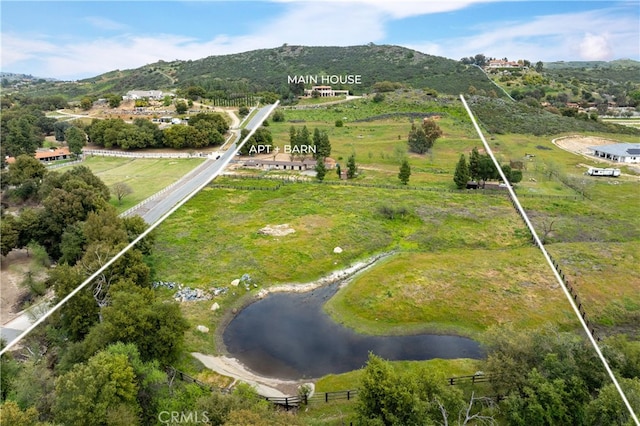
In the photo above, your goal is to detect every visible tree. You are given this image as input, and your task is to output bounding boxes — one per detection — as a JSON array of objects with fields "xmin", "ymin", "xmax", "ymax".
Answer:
[
  {"xmin": 398, "ymin": 159, "xmax": 411, "ymax": 185},
  {"xmin": 346, "ymin": 154, "xmax": 357, "ymax": 179},
  {"xmin": 50, "ymin": 264, "xmax": 99, "ymax": 341},
  {"xmin": 469, "ymin": 147, "xmax": 481, "ymax": 181},
  {"xmin": 315, "ymin": 158, "xmax": 327, "ymax": 182},
  {"xmin": 0, "ymin": 216, "xmax": 19, "ymax": 256},
  {"xmin": 478, "ymin": 155, "xmax": 498, "ymax": 186},
  {"xmin": 407, "ymin": 123, "xmax": 428, "ymax": 154},
  {"xmin": 272, "ymin": 110, "xmax": 285, "ymax": 122},
  {"xmin": 454, "ymin": 154, "xmax": 470, "ymax": 189},
  {"xmin": 501, "ymin": 164, "xmax": 512, "ymax": 182},
  {"xmin": 106, "ymin": 94, "xmax": 121, "ymax": 108},
  {"xmin": 188, "ymin": 112, "xmax": 229, "ymax": 135},
  {"xmin": 422, "ymin": 119, "xmax": 443, "ymax": 150},
  {"xmin": 80, "ymin": 97, "xmax": 93, "ymax": 110},
  {"xmin": 7, "ymin": 154, "xmax": 46, "ymax": 186},
  {"xmin": 0, "ymin": 401, "xmax": 39, "ymax": 426},
  {"xmin": 4, "ymin": 116, "xmax": 43, "ymax": 157},
  {"xmin": 10, "ymin": 358, "xmax": 55, "ymax": 419},
  {"xmin": 474, "ymin": 53, "xmax": 487, "ymax": 66},
  {"xmin": 313, "ymin": 129, "xmax": 331, "ymax": 159},
  {"xmin": 65, "ymin": 126, "xmax": 86, "ymax": 155},
  {"xmin": 357, "ymin": 353, "xmax": 470, "ymax": 425},
  {"xmin": 184, "ymin": 85, "xmax": 206, "ymax": 100},
  {"xmin": 111, "ymin": 182, "xmax": 133, "ymax": 206},
  {"xmin": 586, "ymin": 377, "xmax": 640, "ymax": 426},
  {"xmin": 163, "ymin": 124, "xmax": 208, "ymax": 149},
  {"xmin": 105, "ymin": 343, "xmax": 167, "ymax": 425},
  {"xmin": 502, "ymin": 369, "xmax": 589, "ymax": 426},
  {"xmin": 373, "ymin": 92, "xmax": 385, "ymax": 103},
  {"xmin": 174, "ymin": 100, "xmax": 188, "ymax": 114},
  {"xmin": 53, "ymin": 350, "xmax": 140, "ymax": 426},
  {"xmin": 98, "ymin": 288, "xmax": 188, "ymax": 364},
  {"xmin": 239, "ymin": 127, "xmax": 273, "ymax": 155},
  {"xmin": 510, "ymin": 169, "xmax": 523, "ymax": 184},
  {"xmin": 53, "ymin": 121, "xmax": 72, "ymax": 141},
  {"xmin": 238, "ymin": 105, "xmax": 250, "ymax": 117}
]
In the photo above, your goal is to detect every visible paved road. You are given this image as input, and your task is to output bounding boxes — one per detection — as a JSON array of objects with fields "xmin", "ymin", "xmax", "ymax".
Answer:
[
  {"xmin": 127, "ymin": 102, "xmax": 277, "ymax": 224},
  {"xmin": 0, "ymin": 103, "xmax": 278, "ymax": 347}
]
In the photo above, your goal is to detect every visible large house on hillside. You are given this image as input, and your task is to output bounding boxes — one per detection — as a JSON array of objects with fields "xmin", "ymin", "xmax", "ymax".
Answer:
[
  {"xmin": 303, "ymin": 86, "xmax": 350, "ymax": 98},
  {"xmin": 122, "ymin": 90, "xmax": 169, "ymax": 100},
  {"xmin": 486, "ymin": 59, "xmax": 522, "ymax": 69},
  {"xmin": 589, "ymin": 143, "xmax": 640, "ymax": 163}
]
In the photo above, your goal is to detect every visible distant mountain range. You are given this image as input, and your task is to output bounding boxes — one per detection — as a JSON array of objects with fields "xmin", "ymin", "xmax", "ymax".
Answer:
[{"xmin": 0, "ymin": 72, "xmax": 59, "ymax": 82}]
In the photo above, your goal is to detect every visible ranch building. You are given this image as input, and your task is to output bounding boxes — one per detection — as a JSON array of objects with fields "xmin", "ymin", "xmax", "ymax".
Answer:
[{"xmin": 589, "ymin": 143, "xmax": 640, "ymax": 163}]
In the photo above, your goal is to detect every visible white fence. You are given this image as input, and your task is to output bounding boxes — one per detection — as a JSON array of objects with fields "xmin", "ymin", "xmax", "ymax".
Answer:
[{"xmin": 83, "ymin": 149, "xmax": 208, "ymax": 159}]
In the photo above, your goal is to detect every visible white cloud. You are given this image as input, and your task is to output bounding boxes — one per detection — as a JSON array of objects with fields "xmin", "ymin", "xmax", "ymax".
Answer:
[
  {"xmin": 1, "ymin": 2, "xmax": 637, "ymax": 80},
  {"xmin": 578, "ymin": 33, "xmax": 613, "ymax": 61},
  {"xmin": 272, "ymin": 0, "xmax": 496, "ymax": 19},
  {"xmin": 0, "ymin": 34, "xmax": 57, "ymax": 65},
  {"xmin": 84, "ymin": 16, "xmax": 129, "ymax": 31},
  {"xmin": 409, "ymin": 7, "xmax": 638, "ymax": 62}
]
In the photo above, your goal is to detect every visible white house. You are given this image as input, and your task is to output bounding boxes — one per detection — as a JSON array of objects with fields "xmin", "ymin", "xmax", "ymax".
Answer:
[
  {"xmin": 589, "ymin": 143, "xmax": 640, "ymax": 163},
  {"xmin": 123, "ymin": 90, "xmax": 166, "ymax": 100},
  {"xmin": 303, "ymin": 86, "xmax": 350, "ymax": 98}
]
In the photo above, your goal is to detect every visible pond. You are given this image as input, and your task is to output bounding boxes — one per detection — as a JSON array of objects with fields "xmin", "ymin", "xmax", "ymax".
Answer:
[{"xmin": 223, "ymin": 283, "xmax": 484, "ymax": 379}]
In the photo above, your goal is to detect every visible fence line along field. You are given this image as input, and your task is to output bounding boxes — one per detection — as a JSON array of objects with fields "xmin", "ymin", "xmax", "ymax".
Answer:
[{"xmin": 60, "ymin": 156, "xmax": 206, "ymax": 211}]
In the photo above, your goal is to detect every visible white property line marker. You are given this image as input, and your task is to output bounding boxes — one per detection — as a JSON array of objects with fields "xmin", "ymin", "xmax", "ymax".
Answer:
[
  {"xmin": 0, "ymin": 101, "xmax": 280, "ymax": 357},
  {"xmin": 459, "ymin": 94, "xmax": 639, "ymax": 425}
]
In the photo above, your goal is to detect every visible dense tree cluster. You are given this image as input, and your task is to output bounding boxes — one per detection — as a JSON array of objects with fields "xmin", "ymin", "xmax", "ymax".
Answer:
[
  {"xmin": 454, "ymin": 147, "xmax": 522, "ymax": 189},
  {"xmin": 85, "ymin": 113, "xmax": 229, "ymax": 150},
  {"xmin": 357, "ymin": 327, "xmax": 640, "ymax": 426},
  {"xmin": 0, "ymin": 166, "xmax": 220, "ymax": 425},
  {"xmin": 238, "ymin": 126, "xmax": 273, "ymax": 155},
  {"xmin": 0, "ymin": 101, "xmax": 59, "ymax": 157}
]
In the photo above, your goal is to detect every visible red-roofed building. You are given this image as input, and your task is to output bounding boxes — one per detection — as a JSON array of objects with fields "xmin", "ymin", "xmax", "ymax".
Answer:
[{"xmin": 6, "ymin": 147, "xmax": 71, "ymax": 165}]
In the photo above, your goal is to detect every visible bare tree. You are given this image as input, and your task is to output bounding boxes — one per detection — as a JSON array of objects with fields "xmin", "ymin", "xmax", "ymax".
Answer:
[
  {"xmin": 435, "ymin": 392, "xmax": 498, "ymax": 426},
  {"xmin": 80, "ymin": 243, "xmax": 117, "ymax": 322},
  {"xmin": 541, "ymin": 219, "xmax": 557, "ymax": 244},
  {"xmin": 110, "ymin": 182, "xmax": 133, "ymax": 206}
]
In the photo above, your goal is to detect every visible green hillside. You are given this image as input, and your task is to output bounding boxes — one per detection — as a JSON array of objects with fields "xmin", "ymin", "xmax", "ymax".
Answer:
[{"xmin": 12, "ymin": 45, "xmax": 500, "ymax": 100}]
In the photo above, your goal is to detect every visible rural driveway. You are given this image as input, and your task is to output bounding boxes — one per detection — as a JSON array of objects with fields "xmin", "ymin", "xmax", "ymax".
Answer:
[
  {"xmin": 0, "ymin": 103, "xmax": 278, "ymax": 348},
  {"xmin": 123, "ymin": 102, "xmax": 277, "ymax": 224}
]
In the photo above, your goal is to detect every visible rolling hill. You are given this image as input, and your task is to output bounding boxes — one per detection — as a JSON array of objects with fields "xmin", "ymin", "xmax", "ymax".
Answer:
[{"xmin": 11, "ymin": 45, "xmax": 502, "ymax": 100}]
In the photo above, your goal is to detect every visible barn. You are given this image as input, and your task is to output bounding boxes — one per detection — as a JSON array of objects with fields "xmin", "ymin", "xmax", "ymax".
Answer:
[{"xmin": 589, "ymin": 143, "xmax": 640, "ymax": 163}]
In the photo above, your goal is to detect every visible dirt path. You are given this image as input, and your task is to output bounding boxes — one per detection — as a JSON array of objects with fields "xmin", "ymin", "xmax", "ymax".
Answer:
[
  {"xmin": 1, "ymin": 250, "xmax": 38, "ymax": 324},
  {"xmin": 552, "ymin": 135, "xmax": 640, "ymax": 177},
  {"xmin": 191, "ymin": 353, "xmax": 310, "ymax": 397}
]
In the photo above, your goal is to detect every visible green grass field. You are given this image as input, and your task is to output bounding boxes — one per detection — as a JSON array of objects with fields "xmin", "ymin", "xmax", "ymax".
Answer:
[
  {"xmin": 84, "ymin": 93, "xmax": 639, "ymax": 392},
  {"xmin": 61, "ymin": 156, "xmax": 205, "ymax": 211}
]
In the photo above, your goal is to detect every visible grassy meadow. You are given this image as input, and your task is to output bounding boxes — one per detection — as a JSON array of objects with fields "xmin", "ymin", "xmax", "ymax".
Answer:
[
  {"xmin": 61, "ymin": 156, "xmax": 205, "ymax": 212},
  {"xmin": 141, "ymin": 93, "xmax": 640, "ymax": 389}
]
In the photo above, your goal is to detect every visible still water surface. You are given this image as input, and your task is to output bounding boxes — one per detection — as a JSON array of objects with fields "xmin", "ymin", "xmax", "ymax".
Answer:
[{"xmin": 223, "ymin": 284, "xmax": 484, "ymax": 379}]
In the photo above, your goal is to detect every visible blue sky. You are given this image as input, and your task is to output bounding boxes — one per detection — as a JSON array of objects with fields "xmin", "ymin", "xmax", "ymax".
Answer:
[{"xmin": 1, "ymin": 1, "xmax": 638, "ymax": 80}]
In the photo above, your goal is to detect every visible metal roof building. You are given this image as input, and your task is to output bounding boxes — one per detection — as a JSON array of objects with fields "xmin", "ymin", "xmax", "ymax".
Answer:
[{"xmin": 589, "ymin": 143, "xmax": 640, "ymax": 163}]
